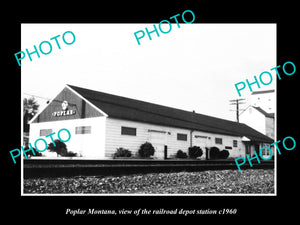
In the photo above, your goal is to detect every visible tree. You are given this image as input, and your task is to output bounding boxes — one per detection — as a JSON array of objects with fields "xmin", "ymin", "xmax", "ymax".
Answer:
[
  {"xmin": 176, "ymin": 150, "xmax": 188, "ymax": 158},
  {"xmin": 23, "ymin": 97, "xmax": 39, "ymax": 132},
  {"xmin": 219, "ymin": 150, "xmax": 230, "ymax": 159},
  {"xmin": 138, "ymin": 142, "xmax": 155, "ymax": 158},
  {"xmin": 209, "ymin": 147, "xmax": 220, "ymax": 159},
  {"xmin": 114, "ymin": 147, "xmax": 132, "ymax": 158},
  {"xmin": 188, "ymin": 146, "xmax": 203, "ymax": 159},
  {"xmin": 48, "ymin": 139, "xmax": 77, "ymax": 157},
  {"xmin": 209, "ymin": 147, "xmax": 230, "ymax": 159}
]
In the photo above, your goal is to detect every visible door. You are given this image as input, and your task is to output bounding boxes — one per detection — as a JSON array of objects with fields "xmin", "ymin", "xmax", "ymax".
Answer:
[
  {"xmin": 149, "ymin": 131, "xmax": 167, "ymax": 159},
  {"xmin": 245, "ymin": 143, "xmax": 251, "ymax": 157},
  {"xmin": 153, "ymin": 144, "xmax": 165, "ymax": 159}
]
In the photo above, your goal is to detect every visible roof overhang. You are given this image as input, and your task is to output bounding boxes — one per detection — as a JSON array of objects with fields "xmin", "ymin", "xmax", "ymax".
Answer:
[{"xmin": 241, "ymin": 136, "xmax": 251, "ymax": 142}]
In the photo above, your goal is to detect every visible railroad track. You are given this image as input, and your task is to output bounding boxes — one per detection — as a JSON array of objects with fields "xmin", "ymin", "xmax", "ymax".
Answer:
[{"xmin": 23, "ymin": 158, "xmax": 274, "ymax": 178}]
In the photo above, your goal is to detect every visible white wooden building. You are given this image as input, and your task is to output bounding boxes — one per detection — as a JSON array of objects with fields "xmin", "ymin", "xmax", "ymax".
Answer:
[
  {"xmin": 29, "ymin": 85, "xmax": 273, "ymax": 159},
  {"xmin": 240, "ymin": 90, "xmax": 275, "ymax": 139},
  {"xmin": 250, "ymin": 90, "xmax": 275, "ymax": 113}
]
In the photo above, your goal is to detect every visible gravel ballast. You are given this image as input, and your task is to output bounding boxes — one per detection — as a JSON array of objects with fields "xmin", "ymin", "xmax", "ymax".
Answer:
[{"xmin": 23, "ymin": 169, "xmax": 274, "ymax": 194}]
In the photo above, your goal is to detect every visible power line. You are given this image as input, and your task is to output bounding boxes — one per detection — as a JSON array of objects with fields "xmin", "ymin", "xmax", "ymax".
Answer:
[{"xmin": 229, "ymin": 98, "xmax": 246, "ymax": 123}]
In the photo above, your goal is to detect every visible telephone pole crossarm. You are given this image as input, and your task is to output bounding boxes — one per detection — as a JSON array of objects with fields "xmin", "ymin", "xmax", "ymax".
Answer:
[{"xmin": 229, "ymin": 98, "xmax": 246, "ymax": 122}]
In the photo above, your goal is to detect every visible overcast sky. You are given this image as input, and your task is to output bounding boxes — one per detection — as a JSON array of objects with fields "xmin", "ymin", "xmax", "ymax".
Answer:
[{"xmin": 21, "ymin": 23, "xmax": 276, "ymax": 121}]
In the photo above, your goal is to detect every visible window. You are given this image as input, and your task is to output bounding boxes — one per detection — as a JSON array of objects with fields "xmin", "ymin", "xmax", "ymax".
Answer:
[
  {"xmin": 121, "ymin": 126, "xmax": 136, "ymax": 136},
  {"xmin": 76, "ymin": 126, "xmax": 91, "ymax": 134},
  {"xmin": 233, "ymin": 140, "xmax": 238, "ymax": 147},
  {"xmin": 177, "ymin": 133, "xmax": 187, "ymax": 141},
  {"xmin": 215, "ymin": 138, "xmax": 222, "ymax": 144},
  {"xmin": 40, "ymin": 129, "xmax": 52, "ymax": 136}
]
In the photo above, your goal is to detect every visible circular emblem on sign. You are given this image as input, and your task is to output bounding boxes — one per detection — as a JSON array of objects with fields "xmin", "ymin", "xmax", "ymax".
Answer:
[{"xmin": 62, "ymin": 100, "xmax": 68, "ymax": 111}]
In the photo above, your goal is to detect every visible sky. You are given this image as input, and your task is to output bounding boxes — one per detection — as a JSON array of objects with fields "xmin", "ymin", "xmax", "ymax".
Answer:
[{"xmin": 21, "ymin": 23, "xmax": 276, "ymax": 121}]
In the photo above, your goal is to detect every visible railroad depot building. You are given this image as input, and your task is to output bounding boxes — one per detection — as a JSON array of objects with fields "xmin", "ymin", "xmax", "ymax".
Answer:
[{"xmin": 29, "ymin": 85, "xmax": 273, "ymax": 159}]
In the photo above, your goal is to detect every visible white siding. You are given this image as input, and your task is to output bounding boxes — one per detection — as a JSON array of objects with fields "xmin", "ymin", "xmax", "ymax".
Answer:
[
  {"xmin": 105, "ymin": 118, "xmax": 191, "ymax": 158},
  {"xmin": 251, "ymin": 92, "xmax": 275, "ymax": 113},
  {"xmin": 265, "ymin": 117, "xmax": 275, "ymax": 139},
  {"xmin": 192, "ymin": 130, "xmax": 244, "ymax": 158},
  {"xmin": 240, "ymin": 106, "xmax": 266, "ymax": 135},
  {"xmin": 105, "ymin": 118, "xmax": 245, "ymax": 159},
  {"xmin": 29, "ymin": 117, "xmax": 254, "ymax": 160},
  {"xmin": 29, "ymin": 117, "xmax": 106, "ymax": 158}
]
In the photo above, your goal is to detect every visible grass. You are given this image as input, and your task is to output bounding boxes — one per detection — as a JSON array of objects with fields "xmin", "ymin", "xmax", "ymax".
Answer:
[{"xmin": 23, "ymin": 169, "xmax": 274, "ymax": 194}]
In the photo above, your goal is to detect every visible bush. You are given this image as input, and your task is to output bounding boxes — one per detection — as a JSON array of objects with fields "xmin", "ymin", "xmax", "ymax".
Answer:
[
  {"xmin": 114, "ymin": 147, "xmax": 132, "ymax": 158},
  {"xmin": 24, "ymin": 145, "xmax": 42, "ymax": 157},
  {"xmin": 219, "ymin": 150, "xmax": 230, "ymax": 159},
  {"xmin": 138, "ymin": 142, "xmax": 155, "ymax": 158},
  {"xmin": 176, "ymin": 150, "xmax": 188, "ymax": 159},
  {"xmin": 48, "ymin": 139, "xmax": 77, "ymax": 157},
  {"xmin": 64, "ymin": 151, "xmax": 77, "ymax": 157},
  {"xmin": 209, "ymin": 147, "xmax": 220, "ymax": 159},
  {"xmin": 209, "ymin": 147, "xmax": 230, "ymax": 159},
  {"xmin": 188, "ymin": 146, "xmax": 203, "ymax": 159}
]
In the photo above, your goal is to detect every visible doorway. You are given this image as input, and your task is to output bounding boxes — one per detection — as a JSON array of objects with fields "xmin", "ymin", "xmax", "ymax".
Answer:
[
  {"xmin": 149, "ymin": 131, "xmax": 167, "ymax": 159},
  {"xmin": 245, "ymin": 143, "xmax": 251, "ymax": 157}
]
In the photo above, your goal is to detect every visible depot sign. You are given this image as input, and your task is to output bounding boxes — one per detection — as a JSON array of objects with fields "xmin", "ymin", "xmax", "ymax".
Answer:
[
  {"xmin": 52, "ymin": 100, "xmax": 76, "ymax": 117},
  {"xmin": 52, "ymin": 110, "xmax": 76, "ymax": 117}
]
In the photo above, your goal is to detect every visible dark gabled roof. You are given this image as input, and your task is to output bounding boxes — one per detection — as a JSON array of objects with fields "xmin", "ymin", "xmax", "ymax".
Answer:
[
  {"xmin": 253, "ymin": 106, "xmax": 275, "ymax": 118},
  {"xmin": 68, "ymin": 84, "xmax": 273, "ymax": 143}
]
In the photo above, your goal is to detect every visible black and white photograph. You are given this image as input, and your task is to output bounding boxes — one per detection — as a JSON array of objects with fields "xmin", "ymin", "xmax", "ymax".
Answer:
[
  {"xmin": 4, "ymin": 4, "xmax": 298, "ymax": 221},
  {"xmin": 21, "ymin": 23, "xmax": 276, "ymax": 195}
]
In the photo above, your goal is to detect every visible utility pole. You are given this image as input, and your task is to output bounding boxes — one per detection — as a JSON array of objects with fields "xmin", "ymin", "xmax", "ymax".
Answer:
[{"xmin": 229, "ymin": 98, "xmax": 245, "ymax": 122}]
